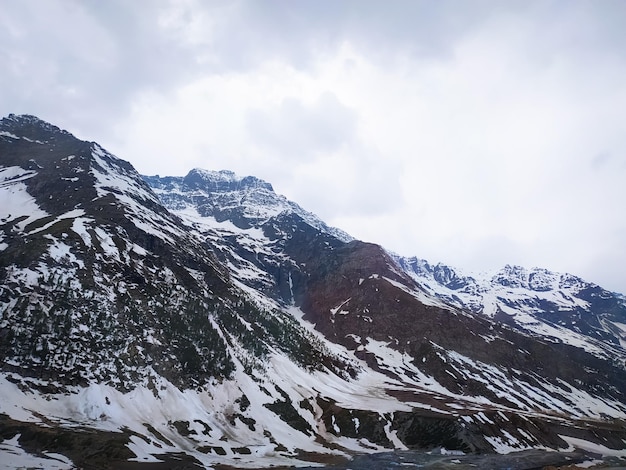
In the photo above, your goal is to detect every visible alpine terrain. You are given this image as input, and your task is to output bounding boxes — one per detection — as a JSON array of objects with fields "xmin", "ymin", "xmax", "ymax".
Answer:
[{"xmin": 1, "ymin": 114, "xmax": 625, "ymax": 469}]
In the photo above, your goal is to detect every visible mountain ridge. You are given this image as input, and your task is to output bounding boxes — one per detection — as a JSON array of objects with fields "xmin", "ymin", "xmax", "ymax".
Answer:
[
  {"xmin": 2, "ymin": 114, "xmax": 626, "ymax": 468},
  {"xmin": 394, "ymin": 254, "xmax": 626, "ymax": 359}
]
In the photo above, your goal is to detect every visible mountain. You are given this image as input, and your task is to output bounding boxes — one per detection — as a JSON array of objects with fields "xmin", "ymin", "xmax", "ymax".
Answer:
[
  {"xmin": 395, "ymin": 257, "xmax": 626, "ymax": 364},
  {"xmin": 143, "ymin": 169, "xmax": 353, "ymax": 242},
  {"xmin": 1, "ymin": 114, "xmax": 626, "ymax": 469}
]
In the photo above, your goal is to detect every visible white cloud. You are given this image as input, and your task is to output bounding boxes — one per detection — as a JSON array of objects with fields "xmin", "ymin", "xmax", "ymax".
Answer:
[
  {"xmin": 2, "ymin": 0, "xmax": 626, "ymax": 292},
  {"xmin": 246, "ymin": 92, "xmax": 357, "ymax": 159}
]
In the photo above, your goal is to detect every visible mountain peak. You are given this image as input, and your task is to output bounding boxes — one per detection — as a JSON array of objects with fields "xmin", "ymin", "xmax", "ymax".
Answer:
[
  {"xmin": 184, "ymin": 168, "xmax": 274, "ymax": 192},
  {"xmin": 3, "ymin": 113, "xmax": 46, "ymax": 125},
  {"xmin": 0, "ymin": 113, "xmax": 72, "ymax": 143},
  {"xmin": 145, "ymin": 168, "xmax": 353, "ymax": 241}
]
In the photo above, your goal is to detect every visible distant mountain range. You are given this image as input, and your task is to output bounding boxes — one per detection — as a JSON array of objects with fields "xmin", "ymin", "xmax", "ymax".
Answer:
[
  {"xmin": 1, "ymin": 114, "xmax": 625, "ymax": 468},
  {"xmin": 395, "ymin": 258, "xmax": 626, "ymax": 358}
]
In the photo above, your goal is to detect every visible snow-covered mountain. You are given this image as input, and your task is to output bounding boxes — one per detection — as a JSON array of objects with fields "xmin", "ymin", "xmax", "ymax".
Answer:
[
  {"xmin": 2, "ymin": 114, "xmax": 626, "ymax": 469},
  {"xmin": 395, "ymin": 256, "xmax": 626, "ymax": 365},
  {"xmin": 144, "ymin": 169, "xmax": 353, "ymax": 242}
]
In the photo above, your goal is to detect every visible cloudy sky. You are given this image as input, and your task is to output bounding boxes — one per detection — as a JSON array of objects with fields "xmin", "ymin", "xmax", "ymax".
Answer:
[{"xmin": 2, "ymin": 0, "xmax": 626, "ymax": 292}]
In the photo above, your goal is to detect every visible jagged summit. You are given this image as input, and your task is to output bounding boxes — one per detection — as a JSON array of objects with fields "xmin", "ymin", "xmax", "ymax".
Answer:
[
  {"xmin": 395, "ymin": 254, "xmax": 626, "ymax": 352},
  {"xmin": 396, "ymin": 257, "xmax": 590, "ymax": 293},
  {"xmin": 144, "ymin": 169, "xmax": 353, "ymax": 242},
  {"xmin": 146, "ymin": 168, "xmax": 275, "ymax": 193},
  {"xmin": 185, "ymin": 168, "xmax": 275, "ymax": 192},
  {"xmin": 0, "ymin": 113, "xmax": 73, "ymax": 143}
]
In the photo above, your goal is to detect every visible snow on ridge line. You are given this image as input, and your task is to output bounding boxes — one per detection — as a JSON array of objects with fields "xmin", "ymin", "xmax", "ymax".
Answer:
[
  {"xmin": 391, "ymin": 249, "xmax": 626, "ymax": 361},
  {"xmin": 90, "ymin": 146, "xmax": 160, "ymax": 205},
  {"xmin": 89, "ymin": 147, "xmax": 195, "ymax": 247},
  {"xmin": 191, "ymin": 168, "xmax": 249, "ymax": 184},
  {"xmin": 145, "ymin": 170, "xmax": 354, "ymax": 243},
  {"xmin": 392, "ymin": 251, "xmax": 593, "ymax": 294},
  {"xmin": 0, "ymin": 130, "xmax": 46, "ymax": 144}
]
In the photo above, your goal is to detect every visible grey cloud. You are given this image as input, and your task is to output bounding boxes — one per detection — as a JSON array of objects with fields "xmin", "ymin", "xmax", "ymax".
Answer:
[
  {"xmin": 583, "ymin": 245, "xmax": 626, "ymax": 294},
  {"xmin": 0, "ymin": 0, "xmax": 200, "ymax": 137},
  {"xmin": 288, "ymin": 145, "xmax": 403, "ymax": 221},
  {"xmin": 3, "ymin": 0, "xmax": 626, "ymax": 133},
  {"xmin": 590, "ymin": 151, "xmax": 626, "ymax": 173},
  {"xmin": 199, "ymin": 1, "xmax": 626, "ymax": 70},
  {"xmin": 202, "ymin": 0, "xmax": 490, "ymax": 69},
  {"xmin": 246, "ymin": 92, "xmax": 357, "ymax": 159},
  {"xmin": 591, "ymin": 152, "xmax": 612, "ymax": 171},
  {"xmin": 2, "ymin": 0, "xmax": 626, "ymax": 292}
]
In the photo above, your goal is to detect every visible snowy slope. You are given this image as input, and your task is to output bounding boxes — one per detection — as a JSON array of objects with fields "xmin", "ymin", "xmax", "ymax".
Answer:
[{"xmin": 2, "ymin": 114, "xmax": 626, "ymax": 468}]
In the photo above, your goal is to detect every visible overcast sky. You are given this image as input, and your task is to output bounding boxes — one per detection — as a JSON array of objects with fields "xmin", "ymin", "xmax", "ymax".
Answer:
[{"xmin": 2, "ymin": 0, "xmax": 626, "ymax": 293}]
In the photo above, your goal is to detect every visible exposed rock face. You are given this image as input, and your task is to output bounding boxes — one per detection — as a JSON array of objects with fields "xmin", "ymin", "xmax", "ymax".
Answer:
[{"xmin": 1, "ymin": 114, "xmax": 626, "ymax": 468}]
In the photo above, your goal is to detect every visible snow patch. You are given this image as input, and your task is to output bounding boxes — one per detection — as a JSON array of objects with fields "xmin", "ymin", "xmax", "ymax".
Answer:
[
  {"xmin": 0, "ymin": 166, "xmax": 49, "ymax": 230},
  {"xmin": 0, "ymin": 434, "xmax": 75, "ymax": 469},
  {"xmin": 559, "ymin": 435, "xmax": 626, "ymax": 457}
]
